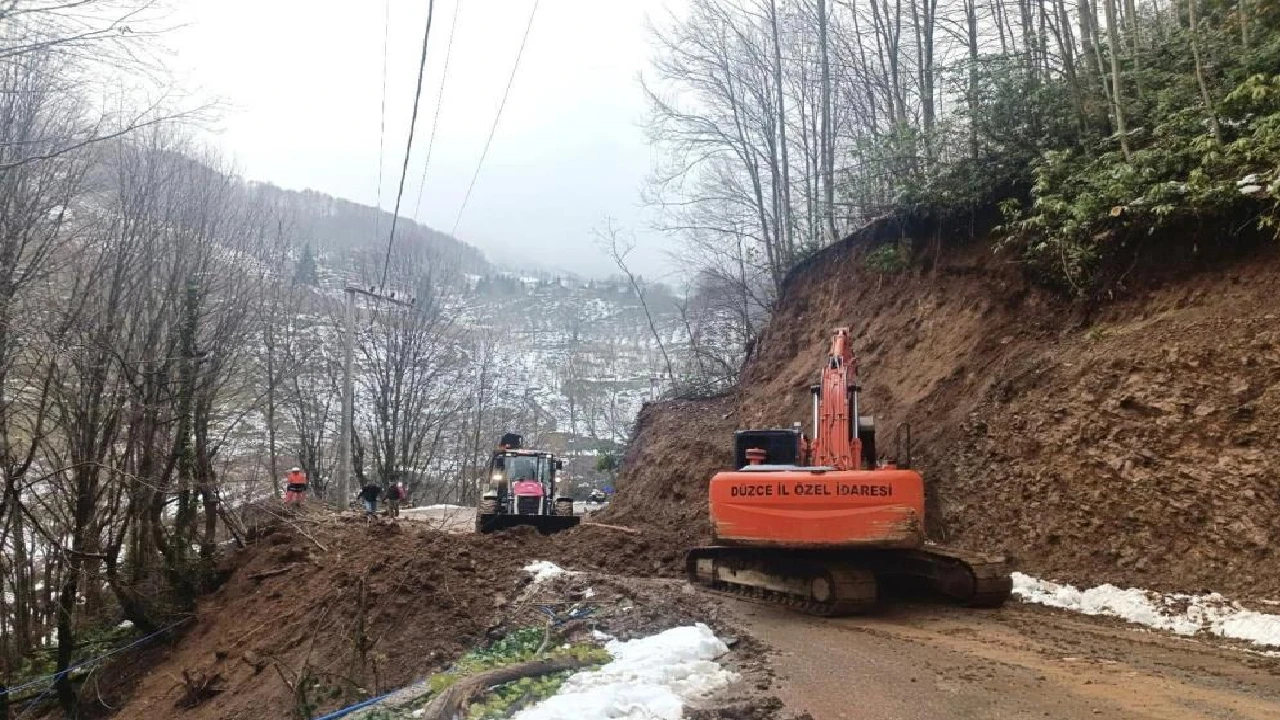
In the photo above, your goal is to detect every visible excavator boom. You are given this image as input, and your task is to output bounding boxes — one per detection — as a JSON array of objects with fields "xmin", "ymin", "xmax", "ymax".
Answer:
[{"xmin": 814, "ymin": 328, "xmax": 861, "ymax": 469}]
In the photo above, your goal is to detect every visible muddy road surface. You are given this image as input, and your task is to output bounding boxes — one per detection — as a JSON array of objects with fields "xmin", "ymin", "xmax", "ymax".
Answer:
[{"xmin": 728, "ymin": 599, "xmax": 1280, "ymax": 720}]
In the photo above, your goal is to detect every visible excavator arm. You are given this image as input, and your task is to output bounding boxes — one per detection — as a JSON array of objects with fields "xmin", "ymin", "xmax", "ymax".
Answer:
[{"xmin": 813, "ymin": 328, "xmax": 862, "ymax": 470}]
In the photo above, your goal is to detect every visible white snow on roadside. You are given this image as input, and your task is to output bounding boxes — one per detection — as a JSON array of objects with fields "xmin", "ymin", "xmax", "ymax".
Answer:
[
  {"xmin": 524, "ymin": 560, "xmax": 570, "ymax": 584},
  {"xmin": 401, "ymin": 504, "xmax": 469, "ymax": 512},
  {"xmin": 512, "ymin": 624, "xmax": 738, "ymax": 720},
  {"xmin": 1013, "ymin": 572, "xmax": 1280, "ymax": 647}
]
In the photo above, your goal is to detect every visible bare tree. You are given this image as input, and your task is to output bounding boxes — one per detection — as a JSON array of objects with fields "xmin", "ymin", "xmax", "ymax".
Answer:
[
  {"xmin": 355, "ymin": 259, "xmax": 465, "ymax": 499},
  {"xmin": 595, "ymin": 220, "xmax": 676, "ymax": 386}
]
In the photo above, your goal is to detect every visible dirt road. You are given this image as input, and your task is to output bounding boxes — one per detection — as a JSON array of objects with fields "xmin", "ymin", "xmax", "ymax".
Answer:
[{"xmin": 729, "ymin": 599, "xmax": 1280, "ymax": 720}]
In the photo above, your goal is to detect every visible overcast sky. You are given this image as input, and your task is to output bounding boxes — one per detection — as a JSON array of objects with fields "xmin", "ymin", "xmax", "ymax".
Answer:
[{"xmin": 169, "ymin": 0, "xmax": 681, "ymax": 279}]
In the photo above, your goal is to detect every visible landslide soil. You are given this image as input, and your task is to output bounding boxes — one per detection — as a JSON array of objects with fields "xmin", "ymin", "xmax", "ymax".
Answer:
[
  {"xmin": 109, "ymin": 516, "xmax": 710, "ymax": 720},
  {"xmin": 612, "ymin": 221, "xmax": 1280, "ymax": 600}
]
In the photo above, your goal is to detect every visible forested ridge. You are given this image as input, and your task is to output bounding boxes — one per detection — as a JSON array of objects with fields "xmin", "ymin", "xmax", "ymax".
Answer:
[{"xmin": 648, "ymin": 0, "xmax": 1280, "ymax": 334}]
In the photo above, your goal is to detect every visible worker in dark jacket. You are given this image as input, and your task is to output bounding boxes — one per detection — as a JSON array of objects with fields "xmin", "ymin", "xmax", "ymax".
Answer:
[
  {"xmin": 387, "ymin": 482, "xmax": 406, "ymax": 517},
  {"xmin": 359, "ymin": 482, "xmax": 382, "ymax": 518}
]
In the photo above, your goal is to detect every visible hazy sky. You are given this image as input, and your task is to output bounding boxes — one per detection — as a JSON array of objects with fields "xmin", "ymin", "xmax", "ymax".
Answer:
[{"xmin": 169, "ymin": 0, "xmax": 681, "ymax": 279}]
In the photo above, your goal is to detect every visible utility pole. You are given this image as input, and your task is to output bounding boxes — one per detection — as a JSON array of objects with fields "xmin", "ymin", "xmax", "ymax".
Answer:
[
  {"xmin": 337, "ymin": 287, "xmax": 356, "ymax": 506},
  {"xmin": 337, "ymin": 284, "xmax": 415, "ymax": 507}
]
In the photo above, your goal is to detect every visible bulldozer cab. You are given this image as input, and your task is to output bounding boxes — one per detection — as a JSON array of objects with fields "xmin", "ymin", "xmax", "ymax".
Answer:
[
  {"xmin": 477, "ymin": 447, "xmax": 577, "ymax": 534},
  {"xmin": 494, "ymin": 452, "xmax": 551, "ymax": 484},
  {"xmin": 490, "ymin": 452, "xmax": 563, "ymax": 489}
]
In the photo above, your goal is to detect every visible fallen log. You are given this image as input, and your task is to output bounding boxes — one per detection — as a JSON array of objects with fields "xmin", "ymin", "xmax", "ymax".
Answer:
[
  {"xmin": 580, "ymin": 521, "xmax": 641, "ymax": 535},
  {"xmin": 418, "ymin": 656, "xmax": 591, "ymax": 720},
  {"xmin": 247, "ymin": 564, "xmax": 297, "ymax": 582}
]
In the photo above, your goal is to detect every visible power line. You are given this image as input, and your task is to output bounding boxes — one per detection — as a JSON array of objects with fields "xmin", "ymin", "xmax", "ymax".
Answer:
[
  {"xmin": 380, "ymin": 0, "xmax": 437, "ymax": 289},
  {"xmin": 374, "ymin": 0, "xmax": 391, "ymax": 239},
  {"xmin": 412, "ymin": 0, "xmax": 465, "ymax": 220},
  {"xmin": 450, "ymin": 0, "xmax": 542, "ymax": 236}
]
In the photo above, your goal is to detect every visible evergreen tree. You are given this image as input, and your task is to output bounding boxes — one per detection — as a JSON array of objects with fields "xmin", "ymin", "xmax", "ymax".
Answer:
[{"xmin": 294, "ymin": 244, "xmax": 319, "ymax": 285}]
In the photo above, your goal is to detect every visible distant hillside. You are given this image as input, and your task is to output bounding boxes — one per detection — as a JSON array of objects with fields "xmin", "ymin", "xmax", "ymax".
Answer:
[{"xmin": 248, "ymin": 182, "xmax": 491, "ymax": 276}]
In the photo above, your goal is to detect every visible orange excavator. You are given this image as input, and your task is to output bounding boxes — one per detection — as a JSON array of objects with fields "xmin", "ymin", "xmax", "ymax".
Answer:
[{"xmin": 686, "ymin": 328, "xmax": 1012, "ymax": 615}]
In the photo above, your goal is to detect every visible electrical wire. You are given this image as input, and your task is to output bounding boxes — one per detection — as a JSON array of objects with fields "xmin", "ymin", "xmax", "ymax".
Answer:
[
  {"xmin": 412, "ymin": 0, "xmax": 465, "ymax": 220},
  {"xmin": 450, "ymin": 0, "xmax": 542, "ymax": 236},
  {"xmin": 380, "ymin": 0, "xmax": 437, "ymax": 289},
  {"xmin": 311, "ymin": 690, "xmax": 399, "ymax": 720},
  {"xmin": 4, "ymin": 618, "xmax": 193, "ymax": 699},
  {"xmin": 374, "ymin": 0, "xmax": 392, "ymax": 239}
]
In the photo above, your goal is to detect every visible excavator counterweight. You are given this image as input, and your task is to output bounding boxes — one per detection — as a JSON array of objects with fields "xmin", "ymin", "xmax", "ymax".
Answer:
[{"xmin": 687, "ymin": 328, "xmax": 1012, "ymax": 615}]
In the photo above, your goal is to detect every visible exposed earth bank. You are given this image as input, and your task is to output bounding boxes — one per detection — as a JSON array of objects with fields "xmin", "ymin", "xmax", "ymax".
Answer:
[{"xmin": 609, "ymin": 219, "xmax": 1280, "ymax": 600}]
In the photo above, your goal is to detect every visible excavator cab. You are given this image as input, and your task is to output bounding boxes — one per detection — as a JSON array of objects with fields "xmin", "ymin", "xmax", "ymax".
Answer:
[
  {"xmin": 733, "ymin": 429, "xmax": 803, "ymax": 468},
  {"xmin": 476, "ymin": 435, "xmax": 578, "ymax": 534}
]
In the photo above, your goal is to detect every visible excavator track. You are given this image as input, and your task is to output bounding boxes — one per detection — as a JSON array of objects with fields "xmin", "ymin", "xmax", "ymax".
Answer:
[
  {"xmin": 686, "ymin": 545, "xmax": 1012, "ymax": 616},
  {"xmin": 686, "ymin": 547, "xmax": 878, "ymax": 616},
  {"xmin": 881, "ymin": 544, "xmax": 1014, "ymax": 608}
]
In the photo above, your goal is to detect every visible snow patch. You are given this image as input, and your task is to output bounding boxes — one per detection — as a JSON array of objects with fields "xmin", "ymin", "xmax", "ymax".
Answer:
[
  {"xmin": 524, "ymin": 560, "xmax": 569, "ymax": 584},
  {"xmin": 513, "ymin": 624, "xmax": 737, "ymax": 720},
  {"xmin": 1013, "ymin": 572, "xmax": 1280, "ymax": 647}
]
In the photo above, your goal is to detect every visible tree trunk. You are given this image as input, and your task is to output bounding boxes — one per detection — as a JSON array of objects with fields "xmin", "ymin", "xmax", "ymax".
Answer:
[
  {"xmin": 1188, "ymin": 0, "xmax": 1224, "ymax": 145},
  {"xmin": 54, "ymin": 562, "xmax": 81, "ymax": 717},
  {"xmin": 818, "ymin": 0, "xmax": 837, "ymax": 244},
  {"xmin": 1084, "ymin": 0, "xmax": 1110, "ymax": 98},
  {"xmin": 1124, "ymin": 0, "xmax": 1143, "ymax": 100},
  {"xmin": 265, "ymin": 320, "xmax": 279, "ymax": 489},
  {"xmin": 1240, "ymin": 0, "xmax": 1250, "ymax": 48},
  {"xmin": 1102, "ymin": 0, "xmax": 1132, "ymax": 161},
  {"xmin": 912, "ymin": 0, "xmax": 937, "ymax": 133},
  {"xmin": 55, "ymin": 465, "xmax": 99, "ymax": 718},
  {"xmin": 769, "ymin": 0, "xmax": 795, "ymax": 261},
  {"xmin": 965, "ymin": 0, "xmax": 979, "ymax": 159},
  {"xmin": 8, "ymin": 507, "xmax": 32, "ymax": 660},
  {"xmin": 419, "ymin": 656, "xmax": 593, "ymax": 720},
  {"xmin": 1050, "ymin": 0, "xmax": 1088, "ymax": 138}
]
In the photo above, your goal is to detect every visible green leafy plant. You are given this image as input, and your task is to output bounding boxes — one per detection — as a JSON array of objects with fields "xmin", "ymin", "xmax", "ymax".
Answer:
[
  {"xmin": 865, "ymin": 244, "xmax": 908, "ymax": 274},
  {"xmin": 357, "ymin": 627, "xmax": 611, "ymax": 719}
]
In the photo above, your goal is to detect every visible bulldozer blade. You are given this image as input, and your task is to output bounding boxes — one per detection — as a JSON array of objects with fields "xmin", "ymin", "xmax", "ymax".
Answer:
[{"xmin": 476, "ymin": 513, "xmax": 581, "ymax": 535}]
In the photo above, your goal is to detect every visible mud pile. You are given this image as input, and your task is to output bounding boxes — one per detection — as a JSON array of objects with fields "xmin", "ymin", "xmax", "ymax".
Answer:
[
  {"xmin": 617, "ymin": 221, "xmax": 1280, "ymax": 599},
  {"xmin": 601, "ymin": 396, "xmax": 738, "ymax": 549},
  {"xmin": 109, "ymin": 518, "xmax": 716, "ymax": 720}
]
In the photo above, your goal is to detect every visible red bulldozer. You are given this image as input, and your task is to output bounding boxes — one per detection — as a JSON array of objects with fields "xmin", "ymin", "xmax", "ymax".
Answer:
[{"xmin": 475, "ymin": 433, "xmax": 579, "ymax": 534}]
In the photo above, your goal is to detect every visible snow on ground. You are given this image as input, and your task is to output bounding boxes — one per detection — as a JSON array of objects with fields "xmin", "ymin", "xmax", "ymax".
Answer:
[
  {"xmin": 512, "ymin": 624, "xmax": 737, "ymax": 720},
  {"xmin": 1013, "ymin": 572, "xmax": 1280, "ymax": 647},
  {"xmin": 524, "ymin": 560, "xmax": 570, "ymax": 584},
  {"xmin": 401, "ymin": 504, "xmax": 469, "ymax": 512}
]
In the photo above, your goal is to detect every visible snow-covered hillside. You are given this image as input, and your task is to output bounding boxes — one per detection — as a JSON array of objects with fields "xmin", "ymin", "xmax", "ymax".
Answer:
[{"xmin": 219, "ymin": 253, "xmax": 693, "ymax": 504}]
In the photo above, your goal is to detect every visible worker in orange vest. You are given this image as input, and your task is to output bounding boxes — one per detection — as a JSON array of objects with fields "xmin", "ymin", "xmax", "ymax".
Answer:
[{"xmin": 283, "ymin": 467, "xmax": 308, "ymax": 508}]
